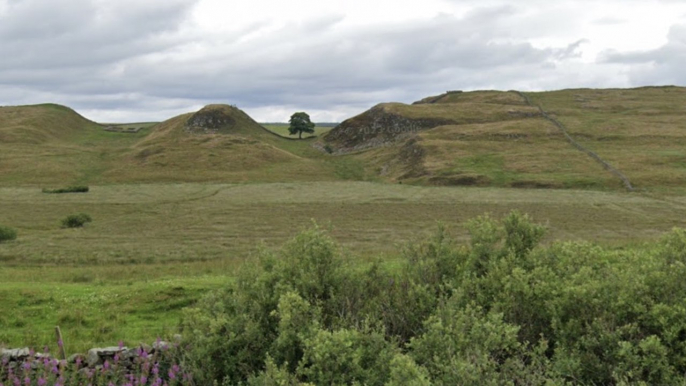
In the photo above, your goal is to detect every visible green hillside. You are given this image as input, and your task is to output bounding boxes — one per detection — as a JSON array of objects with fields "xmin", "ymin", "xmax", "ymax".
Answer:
[
  {"xmin": 322, "ymin": 87, "xmax": 686, "ymax": 192},
  {"xmin": 2, "ymin": 88, "xmax": 685, "ymax": 192}
]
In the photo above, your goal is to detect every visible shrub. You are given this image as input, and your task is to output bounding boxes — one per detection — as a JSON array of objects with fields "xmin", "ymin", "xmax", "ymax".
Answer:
[
  {"xmin": 179, "ymin": 212, "xmax": 686, "ymax": 385},
  {"xmin": 61, "ymin": 213, "xmax": 93, "ymax": 228},
  {"xmin": 0, "ymin": 225, "xmax": 17, "ymax": 243},
  {"xmin": 42, "ymin": 185, "xmax": 89, "ymax": 194}
]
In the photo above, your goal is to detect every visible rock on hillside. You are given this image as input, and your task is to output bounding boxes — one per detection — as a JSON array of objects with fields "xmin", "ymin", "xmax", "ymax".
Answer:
[
  {"xmin": 321, "ymin": 103, "xmax": 455, "ymax": 154},
  {"xmin": 320, "ymin": 92, "xmax": 539, "ymax": 154},
  {"xmin": 184, "ymin": 104, "xmax": 261, "ymax": 134}
]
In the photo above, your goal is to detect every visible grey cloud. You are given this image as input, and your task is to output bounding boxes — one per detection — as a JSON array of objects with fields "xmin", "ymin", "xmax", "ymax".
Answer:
[
  {"xmin": 0, "ymin": 1, "xmax": 610, "ymax": 121},
  {"xmin": 599, "ymin": 23, "xmax": 686, "ymax": 85},
  {"xmin": 0, "ymin": 0, "xmax": 197, "ymax": 70}
]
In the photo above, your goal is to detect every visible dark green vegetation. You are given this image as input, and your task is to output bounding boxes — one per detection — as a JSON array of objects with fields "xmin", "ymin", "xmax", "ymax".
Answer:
[
  {"xmin": 42, "ymin": 185, "xmax": 89, "ymax": 194},
  {"xmin": 181, "ymin": 214, "xmax": 686, "ymax": 385},
  {"xmin": 0, "ymin": 225, "xmax": 17, "ymax": 243},
  {"xmin": 61, "ymin": 213, "xmax": 93, "ymax": 228},
  {"xmin": 288, "ymin": 111, "xmax": 316, "ymax": 139}
]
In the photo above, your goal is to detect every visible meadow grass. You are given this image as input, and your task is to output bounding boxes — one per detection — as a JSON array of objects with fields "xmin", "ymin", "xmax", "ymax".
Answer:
[
  {"xmin": 262, "ymin": 123, "xmax": 333, "ymax": 138},
  {"xmin": 2, "ymin": 181, "xmax": 686, "ymax": 353}
]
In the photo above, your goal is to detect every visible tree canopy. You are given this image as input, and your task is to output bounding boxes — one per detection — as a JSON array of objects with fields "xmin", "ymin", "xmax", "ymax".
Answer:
[{"xmin": 288, "ymin": 112, "xmax": 315, "ymax": 139}]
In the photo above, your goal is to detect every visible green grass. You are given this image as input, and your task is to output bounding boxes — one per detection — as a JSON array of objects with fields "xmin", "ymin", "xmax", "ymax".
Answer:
[
  {"xmin": 262, "ymin": 123, "xmax": 333, "ymax": 138},
  {"xmin": 2, "ymin": 181, "xmax": 686, "ymax": 352}
]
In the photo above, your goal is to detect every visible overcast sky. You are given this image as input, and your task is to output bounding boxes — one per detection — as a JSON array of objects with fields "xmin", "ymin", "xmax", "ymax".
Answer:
[{"xmin": 1, "ymin": 0, "xmax": 685, "ymax": 123}]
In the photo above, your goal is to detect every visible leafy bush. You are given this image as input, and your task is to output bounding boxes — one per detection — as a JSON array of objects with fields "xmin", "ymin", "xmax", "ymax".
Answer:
[
  {"xmin": 61, "ymin": 213, "xmax": 93, "ymax": 228},
  {"xmin": 42, "ymin": 185, "xmax": 89, "ymax": 194},
  {"xmin": 180, "ymin": 212, "xmax": 686, "ymax": 385},
  {"xmin": 0, "ymin": 225, "xmax": 17, "ymax": 243}
]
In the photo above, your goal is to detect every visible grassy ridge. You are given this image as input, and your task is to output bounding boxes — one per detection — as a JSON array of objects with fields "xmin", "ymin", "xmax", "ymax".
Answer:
[
  {"xmin": 526, "ymin": 87, "xmax": 686, "ymax": 191},
  {"xmin": 325, "ymin": 88, "xmax": 686, "ymax": 192}
]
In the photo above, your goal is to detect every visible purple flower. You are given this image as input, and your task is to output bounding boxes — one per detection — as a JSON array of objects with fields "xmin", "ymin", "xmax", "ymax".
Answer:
[
  {"xmin": 104, "ymin": 360, "xmax": 110, "ymax": 370},
  {"xmin": 23, "ymin": 377, "xmax": 30, "ymax": 386},
  {"xmin": 37, "ymin": 378, "xmax": 47, "ymax": 386},
  {"xmin": 140, "ymin": 375, "xmax": 148, "ymax": 385},
  {"xmin": 22, "ymin": 362, "xmax": 30, "ymax": 371},
  {"xmin": 57, "ymin": 339, "xmax": 63, "ymax": 348},
  {"xmin": 119, "ymin": 341, "xmax": 125, "ymax": 350}
]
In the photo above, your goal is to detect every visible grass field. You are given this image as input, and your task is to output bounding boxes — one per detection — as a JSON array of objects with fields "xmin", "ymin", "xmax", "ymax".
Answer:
[{"xmin": 2, "ymin": 181, "xmax": 686, "ymax": 352}]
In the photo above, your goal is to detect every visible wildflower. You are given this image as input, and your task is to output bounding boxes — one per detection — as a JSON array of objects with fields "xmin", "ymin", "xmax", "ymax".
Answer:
[{"xmin": 37, "ymin": 378, "xmax": 47, "ymax": 386}]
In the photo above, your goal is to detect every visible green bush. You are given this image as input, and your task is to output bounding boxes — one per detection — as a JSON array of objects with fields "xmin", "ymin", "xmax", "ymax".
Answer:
[
  {"xmin": 42, "ymin": 185, "xmax": 89, "ymax": 194},
  {"xmin": 0, "ymin": 225, "xmax": 17, "ymax": 242},
  {"xmin": 180, "ymin": 211, "xmax": 686, "ymax": 385},
  {"xmin": 61, "ymin": 213, "xmax": 93, "ymax": 228}
]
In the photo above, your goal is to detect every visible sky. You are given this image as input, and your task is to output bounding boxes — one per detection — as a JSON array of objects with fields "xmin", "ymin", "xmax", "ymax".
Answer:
[{"xmin": 1, "ymin": 0, "xmax": 685, "ymax": 123}]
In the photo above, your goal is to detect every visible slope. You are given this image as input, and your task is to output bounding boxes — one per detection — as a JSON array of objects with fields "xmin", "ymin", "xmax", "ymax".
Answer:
[
  {"xmin": 321, "ymin": 88, "xmax": 686, "ymax": 191},
  {"xmin": 0, "ymin": 103, "xmax": 100, "ymax": 144},
  {"xmin": 108, "ymin": 104, "xmax": 348, "ymax": 183}
]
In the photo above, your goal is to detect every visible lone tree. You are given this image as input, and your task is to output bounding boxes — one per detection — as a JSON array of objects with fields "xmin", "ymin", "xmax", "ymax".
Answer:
[{"xmin": 288, "ymin": 112, "xmax": 315, "ymax": 139}]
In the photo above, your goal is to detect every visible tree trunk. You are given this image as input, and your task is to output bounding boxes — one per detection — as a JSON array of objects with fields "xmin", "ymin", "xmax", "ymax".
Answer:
[{"xmin": 299, "ymin": 131, "xmax": 302, "ymax": 139}]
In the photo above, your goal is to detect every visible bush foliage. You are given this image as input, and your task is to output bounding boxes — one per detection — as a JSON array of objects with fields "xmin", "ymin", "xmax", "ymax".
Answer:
[
  {"xmin": 180, "ymin": 211, "xmax": 686, "ymax": 385},
  {"xmin": 0, "ymin": 225, "xmax": 17, "ymax": 243},
  {"xmin": 61, "ymin": 213, "xmax": 93, "ymax": 228},
  {"xmin": 42, "ymin": 185, "xmax": 89, "ymax": 194}
]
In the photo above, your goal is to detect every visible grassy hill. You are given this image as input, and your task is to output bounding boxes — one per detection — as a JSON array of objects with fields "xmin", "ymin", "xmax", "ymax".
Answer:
[
  {"xmin": 0, "ymin": 103, "xmax": 371, "ymax": 185},
  {"xmin": 0, "ymin": 103, "xmax": 100, "ymax": 144},
  {"xmin": 321, "ymin": 87, "xmax": 686, "ymax": 192},
  {"xmin": 2, "ymin": 88, "xmax": 685, "ymax": 192}
]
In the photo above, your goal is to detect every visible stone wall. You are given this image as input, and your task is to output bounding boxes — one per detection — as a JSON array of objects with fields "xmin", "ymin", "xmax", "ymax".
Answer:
[{"xmin": 1, "ymin": 335, "xmax": 180, "ymax": 373}]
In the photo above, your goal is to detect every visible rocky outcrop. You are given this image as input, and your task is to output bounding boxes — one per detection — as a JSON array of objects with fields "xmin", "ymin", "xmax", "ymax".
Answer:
[
  {"xmin": 185, "ymin": 105, "xmax": 238, "ymax": 134},
  {"xmin": 321, "ymin": 104, "xmax": 454, "ymax": 154}
]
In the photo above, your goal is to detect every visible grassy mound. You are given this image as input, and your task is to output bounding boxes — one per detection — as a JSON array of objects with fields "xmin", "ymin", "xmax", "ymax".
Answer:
[{"xmin": 0, "ymin": 103, "xmax": 100, "ymax": 144}]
